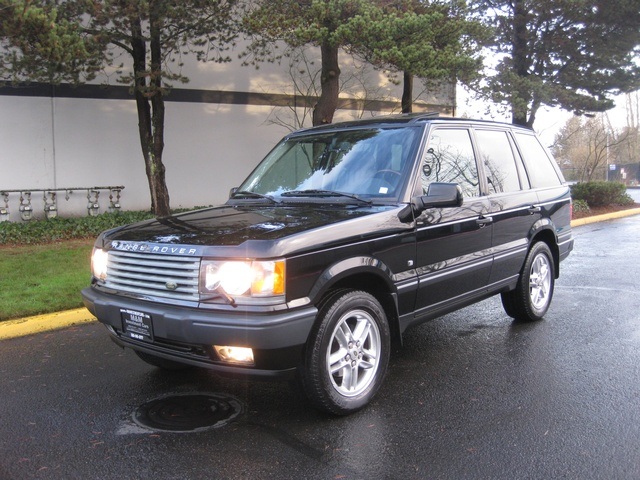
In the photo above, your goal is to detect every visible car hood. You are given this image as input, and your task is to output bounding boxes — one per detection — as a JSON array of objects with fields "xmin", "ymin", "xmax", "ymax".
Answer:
[{"xmin": 101, "ymin": 204, "xmax": 410, "ymax": 258}]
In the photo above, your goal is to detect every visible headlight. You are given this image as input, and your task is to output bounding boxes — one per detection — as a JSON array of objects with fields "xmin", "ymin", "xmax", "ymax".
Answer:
[
  {"xmin": 91, "ymin": 248, "xmax": 109, "ymax": 281},
  {"xmin": 200, "ymin": 259, "xmax": 285, "ymax": 300}
]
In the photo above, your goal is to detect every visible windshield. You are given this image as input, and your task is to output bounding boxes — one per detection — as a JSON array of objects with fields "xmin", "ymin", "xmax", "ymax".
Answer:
[{"xmin": 236, "ymin": 127, "xmax": 421, "ymax": 201}]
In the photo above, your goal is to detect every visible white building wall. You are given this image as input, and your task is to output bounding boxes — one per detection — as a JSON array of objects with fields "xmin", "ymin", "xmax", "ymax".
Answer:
[
  {"xmin": 1, "ymin": 96, "xmax": 55, "ymax": 189},
  {"xmin": 162, "ymin": 102, "xmax": 286, "ymax": 208},
  {"xmin": 0, "ymin": 45, "xmax": 455, "ymax": 222}
]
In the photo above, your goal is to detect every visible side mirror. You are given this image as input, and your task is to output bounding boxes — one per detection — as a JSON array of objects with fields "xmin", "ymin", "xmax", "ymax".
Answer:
[
  {"xmin": 417, "ymin": 182, "xmax": 463, "ymax": 210},
  {"xmin": 398, "ymin": 182, "xmax": 462, "ymax": 222},
  {"xmin": 229, "ymin": 187, "xmax": 238, "ymax": 199}
]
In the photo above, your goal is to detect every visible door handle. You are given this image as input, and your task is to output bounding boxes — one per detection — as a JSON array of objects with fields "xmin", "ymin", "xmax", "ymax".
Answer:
[
  {"xmin": 528, "ymin": 206, "xmax": 542, "ymax": 214},
  {"xmin": 476, "ymin": 216, "xmax": 493, "ymax": 227}
]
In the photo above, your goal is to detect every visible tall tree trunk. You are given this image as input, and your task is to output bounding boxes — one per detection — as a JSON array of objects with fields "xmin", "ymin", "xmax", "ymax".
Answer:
[
  {"xmin": 130, "ymin": 15, "xmax": 171, "ymax": 217},
  {"xmin": 510, "ymin": 0, "xmax": 532, "ymax": 127},
  {"xmin": 148, "ymin": 6, "xmax": 170, "ymax": 217},
  {"xmin": 312, "ymin": 41, "xmax": 340, "ymax": 126},
  {"xmin": 401, "ymin": 71, "xmax": 413, "ymax": 113}
]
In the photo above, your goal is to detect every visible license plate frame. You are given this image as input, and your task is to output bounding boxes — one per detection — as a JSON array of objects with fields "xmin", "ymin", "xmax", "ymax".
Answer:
[{"xmin": 120, "ymin": 308, "xmax": 154, "ymax": 343}]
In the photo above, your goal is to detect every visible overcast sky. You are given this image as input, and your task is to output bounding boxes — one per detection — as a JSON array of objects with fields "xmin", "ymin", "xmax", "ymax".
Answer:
[{"xmin": 457, "ymin": 87, "xmax": 633, "ymax": 148}]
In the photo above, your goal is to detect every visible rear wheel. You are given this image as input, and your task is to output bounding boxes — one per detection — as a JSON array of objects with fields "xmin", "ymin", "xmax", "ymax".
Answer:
[
  {"xmin": 501, "ymin": 241, "xmax": 555, "ymax": 322},
  {"xmin": 134, "ymin": 350, "xmax": 192, "ymax": 371},
  {"xmin": 301, "ymin": 290, "xmax": 390, "ymax": 415}
]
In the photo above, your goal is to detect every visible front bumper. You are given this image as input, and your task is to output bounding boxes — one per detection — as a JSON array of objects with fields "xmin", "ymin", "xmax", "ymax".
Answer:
[{"xmin": 81, "ymin": 287, "xmax": 317, "ymax": 378}]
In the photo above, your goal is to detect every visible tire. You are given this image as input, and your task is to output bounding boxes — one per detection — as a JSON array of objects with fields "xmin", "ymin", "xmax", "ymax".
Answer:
[
  {"xmin": 501, "ymin": 241, "xmax": 555, "ymax": 322},
  {"xmin": 300, "ymin": 289, "xmax": 391, "ymax": 415},
  {"xmin": 134, "ymin": 350, "xmax": 192, "ymax": 371}
]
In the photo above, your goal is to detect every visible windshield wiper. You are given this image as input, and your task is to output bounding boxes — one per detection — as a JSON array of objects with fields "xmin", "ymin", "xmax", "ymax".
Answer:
[
  {"xmin": 281, "ymin": 189, "xmax": 372, "ymax": 205},
  {"xmin": 231, "ymin": 190, "xmax": 279, "ymax": 204}
]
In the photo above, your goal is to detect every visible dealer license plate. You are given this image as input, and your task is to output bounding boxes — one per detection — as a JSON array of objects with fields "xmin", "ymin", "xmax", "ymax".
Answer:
[{"xmin": 120, "ymin": 308, "xmax": 154, "ymax": 342}]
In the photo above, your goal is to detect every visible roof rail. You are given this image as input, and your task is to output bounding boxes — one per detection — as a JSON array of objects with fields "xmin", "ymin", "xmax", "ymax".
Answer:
[{"xmin": 407, "ymin": 112, "xmax": 440, "ymax": 122}]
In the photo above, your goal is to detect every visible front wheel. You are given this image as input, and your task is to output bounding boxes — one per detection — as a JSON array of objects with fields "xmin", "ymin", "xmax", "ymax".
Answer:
[
  {"xmin": 501, "ymin": 241, "xmax": 555, "ymax": 322},
  {"xmin": 301, "ymin": 290, "xmax": 390, "ymax": 415}
]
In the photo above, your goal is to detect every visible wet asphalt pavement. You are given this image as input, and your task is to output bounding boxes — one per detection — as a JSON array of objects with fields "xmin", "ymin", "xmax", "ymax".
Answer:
[{"xmin": 1, "ymin": 214, "xmax": 640, "ymax": 480}]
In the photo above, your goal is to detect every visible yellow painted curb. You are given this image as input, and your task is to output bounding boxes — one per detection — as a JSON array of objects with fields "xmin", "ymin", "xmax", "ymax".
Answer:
[
  {"xmin": 0, "ymin": 307, "xmax": 96, "ymax": 340},
  {"xmin": 571, "ymin": 207, "xmax": 640, "ymax": 227}
]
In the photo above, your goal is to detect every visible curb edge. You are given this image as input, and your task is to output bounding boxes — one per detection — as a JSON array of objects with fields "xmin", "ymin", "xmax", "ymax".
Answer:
[
  {"xmin": 570, "ymin": 207, "xmax": 640, "ymax": 227},
  {"xmin": 0, "ymin": 307, "xmax": 96, "ymax": 340}
]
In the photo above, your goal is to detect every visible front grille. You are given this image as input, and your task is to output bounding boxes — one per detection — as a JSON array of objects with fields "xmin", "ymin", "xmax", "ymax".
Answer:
[{"xmin": 105, "ymin": 250, "xmax": 200, "ymax": 302}]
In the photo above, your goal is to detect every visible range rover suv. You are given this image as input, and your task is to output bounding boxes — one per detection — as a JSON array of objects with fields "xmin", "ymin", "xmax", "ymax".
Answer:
[{"xmin": 82, "ymin": 114, "xmax": 573, "ymax": 415}]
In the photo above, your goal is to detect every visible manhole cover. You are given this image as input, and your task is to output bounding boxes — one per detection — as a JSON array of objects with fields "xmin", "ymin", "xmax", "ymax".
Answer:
[{"xmin": 133, "ymin": 393, "xmax": 244, "ymax": 433}]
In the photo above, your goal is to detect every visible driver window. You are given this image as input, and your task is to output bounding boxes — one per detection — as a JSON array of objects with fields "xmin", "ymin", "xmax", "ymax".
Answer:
[{"xmin": 422, "ymin": 129, "xmax": 479, "ymax": 198}]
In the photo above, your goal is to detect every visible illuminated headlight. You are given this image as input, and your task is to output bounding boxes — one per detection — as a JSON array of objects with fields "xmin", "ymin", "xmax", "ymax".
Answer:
[
  {"xmin": 200, "ymin": 259, "xmax": 285, "ymax": 299},
  {"xmin": 214, "ymin": 345, "xmax": 254, "ymax": 365},
  {"xmin": 91, "ymin": 248, "xmax": 109, "ymax": 281}
]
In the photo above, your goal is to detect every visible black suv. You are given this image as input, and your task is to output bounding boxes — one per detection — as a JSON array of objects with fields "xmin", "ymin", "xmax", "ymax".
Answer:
[{"xmin": 82, "ymin": 114, "xmax": 573, "ymax": 415}]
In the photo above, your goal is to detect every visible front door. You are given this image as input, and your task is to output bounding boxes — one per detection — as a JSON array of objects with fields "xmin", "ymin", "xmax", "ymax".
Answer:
[{"xmin": 413, "ymin": 127, "xmax": 493, "ymax": 319}]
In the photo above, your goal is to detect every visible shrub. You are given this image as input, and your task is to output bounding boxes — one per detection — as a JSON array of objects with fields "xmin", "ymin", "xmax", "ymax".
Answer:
[
  {"xmin": 0, "ymin": 206, "xmax": 211, "ymax": 246},
  {"xmin": 0, "ymin": 211, "xmax": 155, "ymax": 245},
  {"xmin": 572, "ymin": 199, "xmax": 590, "ymax": 215},
  {"xmin": 570, "ymin": 182, "xmax": 634, "ymax": 208}
]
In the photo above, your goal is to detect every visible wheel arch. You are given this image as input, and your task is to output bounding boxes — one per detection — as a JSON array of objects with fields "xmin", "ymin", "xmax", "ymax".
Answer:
[
  {"xmin": 529, "ymin": 225, "xmax": 560, "ymax": 279},
  {"xmin": 307, "ymin": 257, "xmax": 402, "ymax": 349}
]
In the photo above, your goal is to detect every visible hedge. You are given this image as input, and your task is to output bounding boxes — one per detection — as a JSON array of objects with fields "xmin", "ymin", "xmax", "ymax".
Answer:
[
  {"xmin": 0, "ymin": 211, "xmax": 155, "ymax": 245},
  {"xmin": 570, "ymin": 182, "xmax": 634, "ymax": 208}
]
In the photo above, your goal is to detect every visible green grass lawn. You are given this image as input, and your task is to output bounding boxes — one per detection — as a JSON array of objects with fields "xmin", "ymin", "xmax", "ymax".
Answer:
[{"xmin": 0, "ymin": 240, "xmax": 94, "ymax": 321}]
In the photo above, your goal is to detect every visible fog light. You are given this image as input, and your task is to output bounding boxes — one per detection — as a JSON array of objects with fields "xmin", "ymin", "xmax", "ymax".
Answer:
[{"xmin": 214, "ymin": 346, "xmax": 254, "ymax": 366}]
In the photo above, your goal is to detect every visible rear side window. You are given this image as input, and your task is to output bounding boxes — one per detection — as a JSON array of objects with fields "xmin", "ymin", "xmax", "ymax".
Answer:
[
  {"xmin": 423, "ymin": 129, "xmax": 479, "ymax": 198},
  {"xmin": 514, "ymin": 133, "xmax": 562, "ymax": 188},
  {"xmin": 475, "ymin": 129, "xmax": 521, "ymax": 194}
]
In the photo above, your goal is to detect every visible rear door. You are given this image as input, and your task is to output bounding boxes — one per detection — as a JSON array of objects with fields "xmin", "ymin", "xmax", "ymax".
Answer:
[
  {"xmin": 413, "ymin": 126, "xmax": 493, "ymax": 319},
  {"xmin": 474, "ymin": 128, "xmax": 540, "ymax": 288},
  {"xmin": 513, "ymin": 131, "xmax": 572, "ymax": 259}
]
